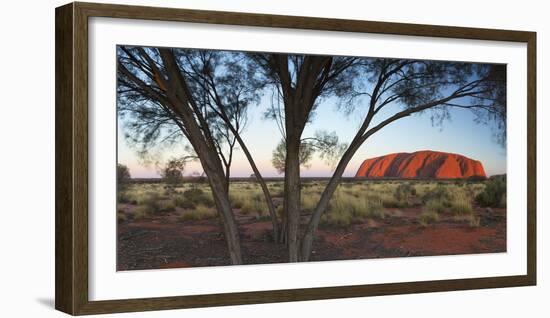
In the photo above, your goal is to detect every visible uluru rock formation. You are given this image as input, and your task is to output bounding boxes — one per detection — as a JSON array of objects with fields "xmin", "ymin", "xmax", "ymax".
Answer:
[{"xmin": 355, "ymin": 150, "xmax": 486, "ymax": 179}]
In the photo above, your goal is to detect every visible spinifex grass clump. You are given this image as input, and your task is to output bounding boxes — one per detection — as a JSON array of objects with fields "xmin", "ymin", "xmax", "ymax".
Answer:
[
  {"xmin": 182, "ymin": 188, "xmax": 214, "ymax": 208},
  {"xmin": 422, "ymin": 184, "xmax": 453, "ymax": 206},
  {"xmin": 134, "ymin": 191, "xmax": 175, "ymax": 218},
  {"xmin": 475, "ymin": 175, "xmax": 506, "ymax": 208},
  {"xmin": 322, "ymin": 188, "xmax": 385, "ymax": 227},
  {"xmin": 418, "ymin": 199, "xmax": 444, "ymax": 226},
  {"xmin": 394, "ymin": 183, "xmax": 416, "ymax": 201},
  {"xmin": 178, "ymin": 204, "xmax": 217, "ymax": 221},
  {"xmin": 449, "ymin": 191, "xmax": 473, "ymax": 216}
]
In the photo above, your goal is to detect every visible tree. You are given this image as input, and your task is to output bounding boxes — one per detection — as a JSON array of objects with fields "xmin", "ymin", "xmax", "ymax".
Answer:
[
  {"xmin": 117, "ymin": 46, "xmax": 244, "ymax": 264},
  {"xmin": 250, "ymin": 54, "xmax": 506, "ymax": 261},
  {"xmin": 250, "ymin": 53, "xmax": 358, "ymax": 261},
  {"xmin": 117, "ymin": 163, "xmax": 131, "ymax": 184},
  {"xmin": 117, "ymin": 163, "xmax": 131, "ymax": 193},
  {"xmin": 172, "ymin": 49, "xmax": 280, "ymax": 241},
  {"xmin": 299, "ymin": 58, "xmax": 506, "ymax": 260},
  {"xmin": 160, "ymin": 158, "xmax": 186, "ymax": 186}
]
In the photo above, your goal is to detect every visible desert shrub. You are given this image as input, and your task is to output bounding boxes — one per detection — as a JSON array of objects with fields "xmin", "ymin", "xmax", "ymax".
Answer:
[
  {"xmin": 117, "ymin": 163, "xmax": 131, "ymax": 191},
  {"xmin": 117, "ymin": 191, "xmax": 131, "ymax": 204},
  {"xmin": 183, "ymin": 188, "xmax": 214, "ymax": 207},
  {"xmin": 475, "ymin": 176, "xmax": 506, "ymax": 208},
  {"xmin": 178, "ymin": 204, "xmax": 217, "ymax": 221},
  {"xmin": 132, "ymin": 190, "xmax": 175, "ymax": 216},
  {"xmin": 422, "ymin": 185, "xmax": 452, "ymax": 206},
  {"xmin": 394, "ymin": 183, "xmax": 415, "ymax": 201},
  {"xmin": 160, "ymin": 158, "xmax": 185, "ymax": 186},
  {"xmin": 138, "ymin": 191, "xmax": 161, "ymax": 215}
]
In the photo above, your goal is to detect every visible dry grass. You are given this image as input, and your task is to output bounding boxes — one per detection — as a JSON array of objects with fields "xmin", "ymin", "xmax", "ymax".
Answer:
[
  {"xmin": 120, "ymin": 180, "xmax": 487, "ymax": 227},
  {"xmin": 178, "ymin": 204, "xmax": 217, "ymax": 221},
  {"xmin": 322, "ymin": 188, "xmax": 385, "ymax": 227}
]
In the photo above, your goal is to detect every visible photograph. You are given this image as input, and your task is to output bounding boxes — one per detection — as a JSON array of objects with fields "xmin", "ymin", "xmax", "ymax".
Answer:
[{"xmin": 115, "ymin": 45, "xmax": 507, "ymax": 270}]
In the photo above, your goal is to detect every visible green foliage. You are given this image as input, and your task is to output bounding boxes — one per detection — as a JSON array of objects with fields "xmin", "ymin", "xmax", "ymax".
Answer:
[
  {"xmin": 475, "ymin": 175, "xmax": 506, "ymax": 208},
  {"xmin": 394, "ymin": 183, "xmax": 415, "ymax": 201},
  {"xmin": 134, "ymin": 191, "xmax": 175, "ymax": 217},
  {"xmin": 117, "ymin": 191, "xmax": 131, "ymax": 204},
  {"xmin": 310, "ymin": 130, "xmax": 349, "ymax": 169},
  {"xmin": 271, "ymin": 139, "xmax": 314, "ymax": 174},
  {"xmin": 117, "ymin": 164, "xmax": 131, "ymax": 196},
  {"xmin": 160, "ymin": 158, "xmax": 186, "ymax": 186},
  {"xmin": 422, "ymin": 185, "xmax": 452, "ymax": 206},
  {"xmin": 117, "ymin": 163, "xmax": 131, "ymax": 184}
]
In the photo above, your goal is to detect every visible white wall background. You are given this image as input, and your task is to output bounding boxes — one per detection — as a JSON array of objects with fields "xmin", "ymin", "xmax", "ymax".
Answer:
[{"xmin": 0, "ymin": 0, "xmax": 547, "ymax": 317}]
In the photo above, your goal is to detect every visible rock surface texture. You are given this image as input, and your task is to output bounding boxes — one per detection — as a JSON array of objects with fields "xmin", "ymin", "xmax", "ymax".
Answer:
[{"xmin": 355, "ymin": 150, "xmax": 486, "ymax": 179}]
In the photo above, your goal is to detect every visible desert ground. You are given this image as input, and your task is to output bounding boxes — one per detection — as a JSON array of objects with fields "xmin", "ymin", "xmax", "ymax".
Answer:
[{"xmin": 117, "ymin": 178, "xmax": 506, "ymax": 270}]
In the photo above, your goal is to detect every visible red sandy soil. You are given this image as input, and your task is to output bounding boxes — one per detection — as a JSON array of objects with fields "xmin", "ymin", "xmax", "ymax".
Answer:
[
  {"xmin": 117, "ymin": 206, "xmax": 505, "ymax": 270},
  {"xmin": 355, "ymin": 150, "xmax": 486, "ymax": 179}
]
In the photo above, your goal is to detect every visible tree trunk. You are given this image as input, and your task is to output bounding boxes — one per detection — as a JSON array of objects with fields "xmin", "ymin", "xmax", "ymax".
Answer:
[
  {"xmin": 205, "ymin": 165, "xmax": 243, "ymax": 265},
  {"xmin": 284, "ymin": 133, "xmax": 302, "ymax": 262},
  {"xmin": 158, "ymin": 49, "xmax": 243, "ymax": 265}
]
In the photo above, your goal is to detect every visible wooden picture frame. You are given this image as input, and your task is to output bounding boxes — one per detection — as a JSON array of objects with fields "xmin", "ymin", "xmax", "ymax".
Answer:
[{"xmin": 55, "ymin": 2, "xmax": 536, "ymax": 315}]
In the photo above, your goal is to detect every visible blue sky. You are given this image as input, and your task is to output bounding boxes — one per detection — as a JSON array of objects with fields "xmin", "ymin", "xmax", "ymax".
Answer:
[{"xmin": 118, "ymin": 91, "xmax": 506, "ymax": 178}]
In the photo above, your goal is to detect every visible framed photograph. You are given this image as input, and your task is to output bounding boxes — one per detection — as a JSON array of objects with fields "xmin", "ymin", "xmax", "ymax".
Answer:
[{"xmin": 55, "ymin": 2, "xmax": 536, "ymax": 315}]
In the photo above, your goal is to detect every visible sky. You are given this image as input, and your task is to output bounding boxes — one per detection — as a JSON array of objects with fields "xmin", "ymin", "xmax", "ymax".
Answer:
[
  {"xmin": 118, "ymin": 96, "xmax": 506, "ymax": 179},
  {"xmin": 117, "ymin": 54, "xmax": 506, "ymax": 179}
]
